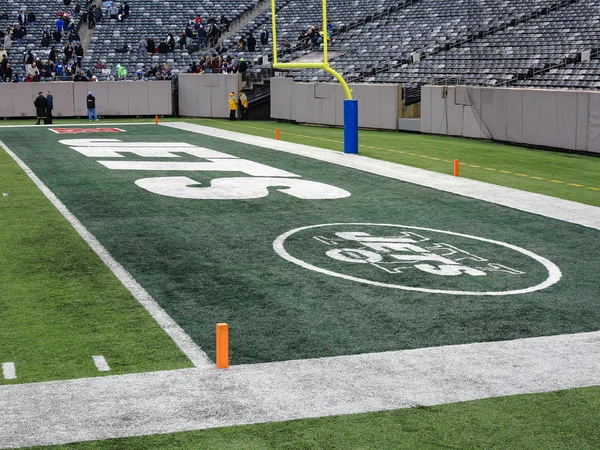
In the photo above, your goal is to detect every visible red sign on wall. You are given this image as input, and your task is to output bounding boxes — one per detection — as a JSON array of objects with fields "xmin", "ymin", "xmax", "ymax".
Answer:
[{"xmin": 50, "ymin": 128, "xmax": 125, "ymax": 134}]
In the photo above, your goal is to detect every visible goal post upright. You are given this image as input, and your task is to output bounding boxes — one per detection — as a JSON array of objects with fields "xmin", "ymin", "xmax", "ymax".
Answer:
[{"xmin": 270, "ymin": 0, "xmax": 359, "ymax": 154}]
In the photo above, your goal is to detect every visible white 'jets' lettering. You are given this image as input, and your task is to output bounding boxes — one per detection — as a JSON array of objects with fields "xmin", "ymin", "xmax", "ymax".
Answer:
[
  {"xmin": 58, "ymin": 138, "xmax": 351, "ymax": 200},
  {"xmin": 136, "ymin": 177, "xmax": 351, "ymax": 200},
  {"xmin": 329, "ymin": 231, "xmax": 486, "ymax": 276}
]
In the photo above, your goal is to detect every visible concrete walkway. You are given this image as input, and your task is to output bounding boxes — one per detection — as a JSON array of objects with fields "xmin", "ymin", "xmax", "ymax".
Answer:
[{"xmin": 1, "ymin": 331, "xmax": 600, "ymax": 448}]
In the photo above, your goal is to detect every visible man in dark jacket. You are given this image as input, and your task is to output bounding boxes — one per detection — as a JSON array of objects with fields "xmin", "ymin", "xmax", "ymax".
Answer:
[
  {"xmin": 86, "ymin": 91, "xmax": 97, "ymax": 121},
  {"xmin": 260, "ymin": 27, "xmax": 268, "ymax": 46},
  {"xmin": 34, "ymin": 91, "xmax": 47, "ymax": 124},
  {"xmin": 45, "ymin": 90, "xmax": 53, "ymax": 124},
  {"xmin": 247, "ymin": 33, "xmax": 256, "ymax": 52}
]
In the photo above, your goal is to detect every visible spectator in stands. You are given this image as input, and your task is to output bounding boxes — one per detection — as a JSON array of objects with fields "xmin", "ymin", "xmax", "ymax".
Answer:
[
  {"xmin": 0, "ymin": 44, "xmax": 7, "ymax": 63},
  {"xmin": 87, "ymin": 91, "xmax": 98, "ymax": 121},
  {"xmin": 41, "ymin": 27, "xmax": 51, "ymax": 47},
  {"xmin": 117, "ymin": 5, "xmax": 125, "ymax": 22},
  {"xmin": 3, "ymin": 31, "xmax": 11, "ymax": 50},
  {"xmin": 280, "ymin": 38, "xmax": 292, "ymax": 54},
  {"xmin": 207, "ymin": 15, "xmax": 216, "ymax": 25},
  {"xmin": 74, "ymin": 41, "xmax": 84, "ymax": 67},
  {"xmin": 185, "ymin": 25, "xmax": 194, "ymax": 40},
  {"xmin": 64, "ymin": 0, "xmax": 72, "ymax": 6},
  {"xmin": 260, "ymin": 27, "xmax": 268, "ymax": 46},
  {"xmin": 197, "ymin": 25, "xmax": 207, "ymax": 49},
  {"xmin": 23, "ymin": 49, "xmax": 34, "ymax": 71},
  {"xmin": 93, "ymin": 6, "xmax": 102, "ymax": 24},
  {"xmin": 35, "ymin": 57, "xmax": 44, "ymax": 73},
  {"xmin": 74, "ymin": 2, "xmax": 81, "ymax": 17},
  {"xmin": 207, "ymin": 23, "xmax": 219, "ymax": 44},
  {"xmin": 56, "ymin": 16, "xmax": 65, "ymax": 32},
  {"xmin": 124, "ymin": 2, "xmax": 130, "ymax": 17},
  {"xmin": 0, "ymin": 11, "xmax": 8, "ymax": 21},
  {"xmin": 94, "ymin": 59, "xmax": 105, "ymax": 70},
  {"xmin": 167, "ymin": 33, "xmax": 175, "ymax": 52},
  {"xmin": 18, "ymin": 10, "xmax": 26, "ymax": 26},
  {"xmin": 228, "ymin": 92, "xmax": 237, "ymax": 120},
  {"xmin": 146, "ymin": 36, "xmax": 155, "ymax": 54},
  {"xmin": 109, "ymin": 4, "xmax": 118, "ymax": 20},
  {"xmin": 229, "ymin": 54, "xmax": 239, "ymax": 73},
  {"xmin": 45, "ymin": 90, "xmax": 53, "ymax": 124},
  {"xmin": 34, "ymin": 91, "xmax": 47, "ymax": 124},
  {"xmin": 215, "ymin": 41, "xmax": 227, "ymax": 55},
  {"xmin": 157, "ymin": 39, "xmax": 168, "ymax": 54},
  {"xmin": 247, "ymin": 33, "xmax": 256, "ymax": 52},
  {"xmin": 178, "ymin": 32, "xmax": 186, "ymax": 49},
  {"xmin": 138, "ymin": 37, "xmax": 147, "ymax": 56},
  {"xmin": 239, "ymin": 90, "xmax": 248, "ymax": 120},
  {"xmin": 69, "ymin": 30, "xmax": 80, "ymax": 44},
  {"xmin": 239, "ymin": 56, "xmax": 248, "ymax": 77},
  {"xmin": 13, "ymin": 25, "xmax": 26, "ymax": 45},
  {"xmin": 27, "ymin": 10, "xmax": 36, "ymax": 25},
  {"xmin": 49, "ymin": 46, "xmax": 57, "ymax": 62},
  {"xmin": 136, "ymin": 64, "xmax": 146, "ymax": 79},
  {"xmin": 116, "ymin": 42, "xmax": 131, "ymax": 53},
  {"xmin": 53, "ymin": 28, "xmax": 62, "ymax": 43},
  {"xmin": 27, "ymin": 62, "xmax": 39, "ymax": 81},
  {"xmin": 116, "ymin": 63, "xmax": 127, "ymax": 80},
  {"xmin": 220, "ymin": 15, "xmax": 229, "ymax": 32},
  {"xmin": 64, "ymin": 42, "xmax": 73, "ymax": 63},
  {"xmin": 237, "ymin": 38, "xmax": 246, "ymax": 51},
  {"xmin": 4, "ymin": 64, "xmax": 12, "ymax": 80},
  {"xmin": 55, "ymin": 60, "xmax": 64, "ymax": 76}
]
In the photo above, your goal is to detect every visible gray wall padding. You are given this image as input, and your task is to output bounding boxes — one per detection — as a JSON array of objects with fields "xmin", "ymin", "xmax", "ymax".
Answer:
[
  {"xmin": 421, "ymin": 85, "xmax": 599, "ymax": 153},
  {"xmin": 446, "ymin": 87, "xmax": 464, "ymax": 136},
  {"xmin": 538, "ymin": 90, "xmax": 558, "ymax": 148},
  {"xmin": 430, "ymin": 86, "xmax": 447, "ymax": 135},
  {"xmin": 177, "ymin": 74, "xmax": 241, "ymax": 118},
  {"xmin": 0, "ymin": 82, "xmax": 171, "ymax": 117},
  {"xmin": 505, "ymin": 89, "xmax": 523, "ymax": 143},
  {"xmin": 587, "ymin": 92, "xmax": 600, "ymax": 154},
  {"xmin": 420, "ymin": 85, "xmax": 432, "ymax": 133},
  {"xmin": 576, "ymin": 91, "xmax": 589, "ymax": 151},
  {"xmin": 269, "ymin": 78, "xmax": 399, "ymax": 130},
  {"xmin": 556, "ymin": 91, "xmax": 578, "ymax": 151}
]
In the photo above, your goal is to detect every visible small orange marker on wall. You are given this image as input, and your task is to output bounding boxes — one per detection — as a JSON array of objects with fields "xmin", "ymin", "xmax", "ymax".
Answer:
[
  {"xmin": 275, "ymin": 128, "xmax": 280, "ymax": 140},
  {"xmin": 216, "ymin": 323, "xmax": 229, "ymax": 369},
  {"xmin": 454, "ymin": 159, "xmax": 460, "ymax": 177},
  {"xmin": 155, "ymin": 115, "xmax": 159, "ymax": 124}
]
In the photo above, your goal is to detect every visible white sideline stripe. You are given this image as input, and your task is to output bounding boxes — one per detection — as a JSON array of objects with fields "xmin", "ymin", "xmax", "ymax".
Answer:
[
  {"xmin": 92, "ymin": 356, "xmax": 111, "ymax": 372},
  {"xmin": 1, "ymin": 331, "xmax": 600, "ymax": 448},
  {"xmin": 162, "ymin": 122, "xmax": 600, "ymax": 231},
  {"xmin": 0, "ymin": 140, "xmax": 212, "ymax": 369},
  {"xmin": 1, "ymin": 363, "xmax": 16, "ymax": 380}
]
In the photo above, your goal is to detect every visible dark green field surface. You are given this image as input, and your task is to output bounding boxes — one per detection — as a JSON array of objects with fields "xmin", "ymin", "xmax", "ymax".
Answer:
[{"xmin": 1, "ymin": 125, "xmax": 598, "ymax": 365}]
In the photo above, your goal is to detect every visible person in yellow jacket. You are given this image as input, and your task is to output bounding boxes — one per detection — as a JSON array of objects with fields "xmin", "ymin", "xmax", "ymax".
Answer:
[
  {"xmin": 228, "ymin": 92, "xmax": 238, "ymax": 120},
  {"xmin": 239, "ymin": 90, "xmax": 248, "ymax": 120}
]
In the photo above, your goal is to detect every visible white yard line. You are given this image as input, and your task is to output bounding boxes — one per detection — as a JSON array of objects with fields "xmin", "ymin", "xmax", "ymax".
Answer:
[
  {"xmin": 162, "ymin": 122, "xmax": 600, "ymax": 231},
  {"xmin": 0, "ymin": 122, "xmax": 599, "ymax": 448},
  {"xmin": 1, "ymin": 331, "xmax": 600, "ymax": 448},
  {"xmin": 0, "ymin": 140, "xmax": 212, "ymax": 370},
  {"xmin": 92, "ymin": 356, "xmax": 111, "ymax": 372},
  {"xmin": 1, "ymin": 363, "xmax": 16, "ymax": 380}
]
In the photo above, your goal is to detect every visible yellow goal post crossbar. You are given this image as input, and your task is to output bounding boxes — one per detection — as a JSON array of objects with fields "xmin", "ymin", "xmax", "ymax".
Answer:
[{"xmin": 270, "ymin": 0, "xmax": 353, "ymax": 100}]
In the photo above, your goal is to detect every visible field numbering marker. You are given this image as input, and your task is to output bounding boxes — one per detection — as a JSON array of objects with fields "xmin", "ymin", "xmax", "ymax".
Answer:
[
  {"xmin": 92, "ymin": 356, "xmax": 111, "ymax": 372},
  {"xmin": 2, "ymin": 362, "xmax": 17, "ymax": 379}
]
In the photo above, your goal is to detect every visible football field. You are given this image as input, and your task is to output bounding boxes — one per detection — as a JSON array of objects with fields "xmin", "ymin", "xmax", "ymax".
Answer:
[{"xmin": 1, "ymin": 121, "xmax": 599, "ymax": 448}]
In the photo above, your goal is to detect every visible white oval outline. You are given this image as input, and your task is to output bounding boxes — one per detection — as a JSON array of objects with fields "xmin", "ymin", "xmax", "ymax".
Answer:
[{"xmin": 273, "ymin": 223, "xmax": 562, "ymax": 296}]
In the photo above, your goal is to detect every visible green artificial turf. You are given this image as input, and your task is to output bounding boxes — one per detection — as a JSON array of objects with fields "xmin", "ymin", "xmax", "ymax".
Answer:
[
  {"xmin": 0, "ymin": 141, "xmax": 193, "ymax": 384},
  {"xmin": 2, "ymin": 125, "xmax": 598, "ymax": 366},
  {"xmin": 32, "ymin": 386, "xmax": 600, "ymax": 449}
]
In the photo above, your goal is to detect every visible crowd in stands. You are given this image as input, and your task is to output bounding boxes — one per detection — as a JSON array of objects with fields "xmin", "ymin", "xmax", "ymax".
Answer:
[{"xmin": 0, "ymin": 0, "xmax": 274, "ymax": 84}]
